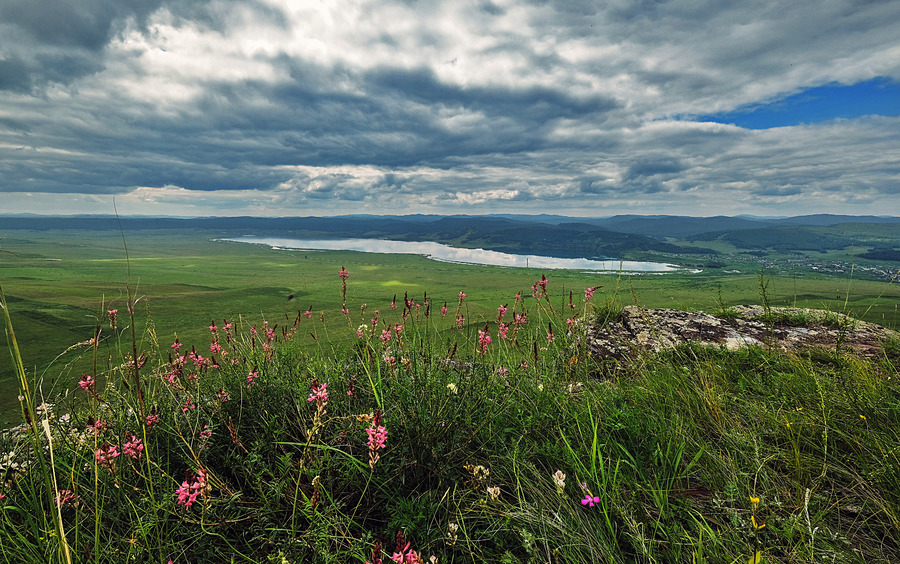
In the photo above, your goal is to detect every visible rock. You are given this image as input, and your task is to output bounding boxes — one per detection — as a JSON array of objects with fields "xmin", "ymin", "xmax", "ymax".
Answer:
[{"xmin": 587, "ymin": 305, "xmax": 897, "ymax": 364}]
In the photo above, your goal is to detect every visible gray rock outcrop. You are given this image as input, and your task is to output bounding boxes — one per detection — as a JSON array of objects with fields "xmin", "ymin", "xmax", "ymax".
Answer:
[{"xmin": 587, "ymin": 305, "xmax": 897, "ymax": 363}]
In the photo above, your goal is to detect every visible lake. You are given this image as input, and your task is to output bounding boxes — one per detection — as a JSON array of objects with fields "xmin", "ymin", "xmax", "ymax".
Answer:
[{"xmin": 221, "ymin": 236, "xmax": 688, "ymax": 273}]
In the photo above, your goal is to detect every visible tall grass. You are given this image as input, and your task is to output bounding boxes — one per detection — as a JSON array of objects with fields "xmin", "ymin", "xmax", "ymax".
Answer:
[{"xmin": 1, "ymin": 268, "xmax": 899, "ymax": 563}]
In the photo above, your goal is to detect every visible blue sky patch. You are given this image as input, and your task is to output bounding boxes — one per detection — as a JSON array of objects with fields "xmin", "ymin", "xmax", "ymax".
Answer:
[{"xmin": 697, "ymin": 77, "xmax": 900, "ymax": 129}]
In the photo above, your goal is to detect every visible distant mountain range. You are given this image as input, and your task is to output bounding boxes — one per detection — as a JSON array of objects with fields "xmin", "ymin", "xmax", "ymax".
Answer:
[{"xmin": 3, "ymin": 213, "xmax": 899, "ymax": 260}]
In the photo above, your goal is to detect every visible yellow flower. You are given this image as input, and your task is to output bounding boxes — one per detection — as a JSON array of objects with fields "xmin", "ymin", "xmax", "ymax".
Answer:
[
  {"xmin": 750, "ymin": 496, "xmax": 760, "ymax": 506},
  {"xmin": 751, "ymin": 515, "xmax": 766, "ymax": 530}
]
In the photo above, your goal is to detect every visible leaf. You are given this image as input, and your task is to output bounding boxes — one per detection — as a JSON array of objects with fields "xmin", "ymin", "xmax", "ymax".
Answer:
[{"xmin": 748, "ymin": 550, "xmax": 762, "ymax": 564}]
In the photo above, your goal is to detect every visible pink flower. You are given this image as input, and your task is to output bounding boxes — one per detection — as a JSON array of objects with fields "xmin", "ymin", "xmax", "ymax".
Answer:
[
  {"xmin": 182, "ymin": 396, "xmax": 195, "ymax": 412},
  {"xmin": 477, "ymin": 328, "xmax": 491, "ymax": 355},
  {"xmin": 304, "ymin": 309, "xmax": 312, "ymax": 318},
  {"xmin": 498, "ymin": 322, "xmax": 510, "ymax": 339},
  {"xmin": 208, "ymin": 321, "xmax": 217, "ymax": 333},
  {"xmin": 581, "ymin": 493, "xmax": 600, "ymax": 507},
  {"xmin": 171, "ymin": 339, "xmax": 182, "ymax": 351},
  {"xmin": 198, "ymin": 425, "xmax": 212, "ymax": 449},
  {"xmin": 95, "ymin": 443, "xmax": 120, "ymax": 464},
  {"xmin": 458, "ymin": 291, "xmax": 466, "ymax": 301},
  {"xmin": 496, "ymin": 366, "xmax": 508, "ymax": 376},
  {"xmin": 440, "ymin": 303, "xmax": 448, "ymax": 316},
  {"xmin": 107, "ymin": 309, "xmax": 117, "ymax": 329},
  {"xmin": 496, "ymin": 304, "xmax": 507, "ymax": 321},
  {"xmin": 307, "ymin": 380, "xmax": 328, "ymax": 404},
  {"xmin": 456, "ymin": 316, "xmax": 465, "ymax": 329},
  {"xmin": 176, "ymin": 470, "xmax": 207, "ymax": 510},
  {"xmin": 584, "ymin": 287, "xmax": 595, "ymax": 300},
  {"xmin": 366, "ymin": 425, "xmax": 388, "ymax": 450},
  {"xmin": 216, "ymin": 388, "xmax": 229, "ymax": 402},
  {"xmin": 78, "ymin": 373, "xmax": 95, "ymax": 393},
  {"xmin": 123, "ymin": 434, "xmax": 144, "ymax": 459},
  {"xmin": 380, "ymin": 329, "xmax": 391, "ymax": 342},
  {"xmin": 247, "ymin": 370, "xmax": 259, "ymax": 388},
  {"xmin": 56, "ymin": 489, "xmax": 78, "ymax": 507},
  {"xmin": 339, "ymin": 266, "xmax": 350, "ymax": 280},
  {"xmin": 145, "ymin": 413, "xmax": 160, "ymax": 428}
]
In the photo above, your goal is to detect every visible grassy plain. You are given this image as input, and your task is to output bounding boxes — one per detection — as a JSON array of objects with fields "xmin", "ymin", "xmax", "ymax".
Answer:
[
  {"xmin": 2, "ymin": 228, "xmax": 899, "ymax": 423},
  {"xmin": 1, "ymin": 227, "xmax": 900, "ymax": 563}
]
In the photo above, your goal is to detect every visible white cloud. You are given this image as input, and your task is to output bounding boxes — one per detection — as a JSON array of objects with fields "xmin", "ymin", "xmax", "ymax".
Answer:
[{"xmin": 1, "ymin": 0, "xmax": 899, "ymax": 217}]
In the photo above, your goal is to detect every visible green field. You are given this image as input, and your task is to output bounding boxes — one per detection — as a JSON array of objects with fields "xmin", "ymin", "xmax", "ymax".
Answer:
[
  {"xmin": 2, "ymin": 227, "xmax": 900, "ymax": 563},
  {"xmin": 2, "ymin": 228, "xmax": 899, "ymax": 423}
]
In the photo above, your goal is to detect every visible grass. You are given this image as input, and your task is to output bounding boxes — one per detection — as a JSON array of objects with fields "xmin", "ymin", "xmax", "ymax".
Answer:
[{"xmin": 2, "ymin": 249, "xmax": 900, "ymax": 563}]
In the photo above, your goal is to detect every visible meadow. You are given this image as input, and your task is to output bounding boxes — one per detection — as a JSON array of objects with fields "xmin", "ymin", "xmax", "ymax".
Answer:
[{"xmin": 1, "ymin": 228, "xmax": 899, "ymax": 563}]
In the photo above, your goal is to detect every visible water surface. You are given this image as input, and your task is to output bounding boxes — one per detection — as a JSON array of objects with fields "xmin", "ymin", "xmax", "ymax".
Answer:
[{"xmin": 222, "ymin": 236, "xmax": 686, "ymax": 273}]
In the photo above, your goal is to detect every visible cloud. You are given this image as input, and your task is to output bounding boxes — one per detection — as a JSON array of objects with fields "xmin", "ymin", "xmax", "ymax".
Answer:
[{"xmin": 0, "ymin": 0, "xmax": 899, "ymax": 217}]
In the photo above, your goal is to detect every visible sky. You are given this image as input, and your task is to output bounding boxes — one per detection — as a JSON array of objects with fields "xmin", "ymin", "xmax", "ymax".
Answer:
[{"xmin": 1, "ymin": 0, "xmax": 899, "ymax": 218}]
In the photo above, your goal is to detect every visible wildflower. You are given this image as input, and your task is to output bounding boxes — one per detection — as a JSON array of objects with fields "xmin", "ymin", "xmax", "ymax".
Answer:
[
  {"xmin": 581, "ymin": 493, "xmax": 601, "ymax": 507},
  {"xmin": 750, "ymin": 496, "xmax": 760, "ymax": 507},
  {"xmin": 341, "ymin": 307, "xmax": 349, "ymax": 315},
  {"xmin": 304, "ymin": 309, "xmax": 312, "ymax": 318},
  {"xmin": 477, "ymin": 326, "xmax": 491, "ymax": 355},
  {"xmin": 56, "ymin": 489, "xmax": 78, "ymax": 507},
  {"xmin": 447, "ymin": 382, "xmax": 458, "ymax": 394},
  {"xmin": 198, "ymin": 425, "xmax": 212, "ymax": 449},
  {"xmin": 553, "ymin": 470, "xmax": 566, "ymax": 494},
  {"xmin": 456, "ymin": 315, "xmax": 465, "ymax": 329},
  {"xmin": 308, "ymin": 380, "xmax": 328, "ymax": 404},
  {"xmin": 95, "ymin": 443, "xmax": 120, "ymax": 468},
  {"xmin": 458, "ymin": 291, "xmax": 466, "ymax": 301},
  {"xmin": 175, "ymin": 469, "xmax": 207, "ymax": 510},
  {"xmin": 497, "ymin": 304, "xmax": 507, "ymax": 321},
  {"xmin": 487, "ymin": 486, "xmax": 500, "ymax": 501},
  {"xmin": 339, "ymin": 266, "xmax": 350, "ymax": 280},
  {"xmin": 584, "ymin": 287, "xmax": 595, "ymax": 300},
  {"xmin": 246, "ymin": 369, "xmax": 259, "ymax": 388},
  {"xmin": 496, "ymin": 366, "xmax": 508, "ymax": 376},
  {"xmin": 446, "ymin": 522, "xmax": 459, "ymax": 546},
  {"xmin": 145, "ymin": 412, "xmax": 160, "ymax": 428},
  {"xmin": 208, "ymin": 321, "xmax": 217, "ymax": 333},
  {"xmin": 390, "ymin": 295, "xmax": 397, "ymax": 309},
  {"xmin": 89, "ymin": 418, "xmax": 106, "ymax": 436},
  {"xmin": 367, "ymin": 409, "xmax": 387, "ymax": 469},
  {"xmin": 441, "ymin": 302, "xmax": 448, "ymax": 316},
  {"xmin": 366, "ymin": 540, "xmax": 384, "ymax": 564},
  {"xmin": 122, "ymin": 434, "xmax": 144, "ymax": 459},
  {"xmin": 381, "ymin": 329, "xmax": 391, "ymax": 342},
  {"xmin": 547, "ymin": 322, "xmax": 555, "ymax": 344},
  {"xmin": 107, "ymin": 309, "xmax": 117, "ymax": 329},
  {"xmin": 182, "ymin": 396, "xmax": 195, "ymax": 412},
  {"xmin": 171, "ymin": 339, "xmax": 182, "ymax": 351},
  {"xmin": 498, "ymin": 322, "xmax": 510, "ymax": 339},
  {"xmin": 78, "ymin": 373, "xmax": 96, "ymax": 393}
]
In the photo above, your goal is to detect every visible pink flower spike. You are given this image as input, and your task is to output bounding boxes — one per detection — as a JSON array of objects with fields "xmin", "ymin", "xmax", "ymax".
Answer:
[{"xmin": 339, "ymin": 266, "xmax": 350, "ymax": 280}]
